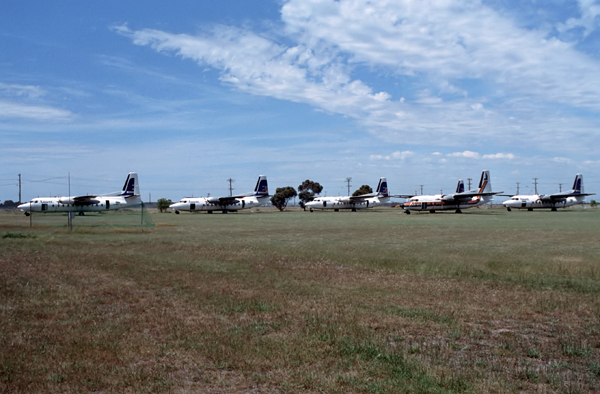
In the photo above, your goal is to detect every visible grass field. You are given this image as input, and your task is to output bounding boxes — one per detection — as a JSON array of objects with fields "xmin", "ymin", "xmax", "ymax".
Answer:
[{"xmin": 1, "ymin": 207, "xmax": 599, "ymax": 393}]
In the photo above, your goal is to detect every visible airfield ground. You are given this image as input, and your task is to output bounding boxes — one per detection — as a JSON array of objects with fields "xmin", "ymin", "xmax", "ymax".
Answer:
[{"xmin": 1, "ymin": 207, "xmax": 599, "ymax": 393}]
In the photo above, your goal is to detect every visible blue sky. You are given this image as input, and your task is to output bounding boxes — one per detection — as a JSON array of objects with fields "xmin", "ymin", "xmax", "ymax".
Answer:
[{"xmin": 1, "ymin": 0, "xmax": 599, "ymax": 202}]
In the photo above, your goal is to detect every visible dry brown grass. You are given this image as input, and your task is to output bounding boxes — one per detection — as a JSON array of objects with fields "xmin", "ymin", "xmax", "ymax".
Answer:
[{"xmin": 0, "ymin": 209, "xmax": 599, "ymax": 393}]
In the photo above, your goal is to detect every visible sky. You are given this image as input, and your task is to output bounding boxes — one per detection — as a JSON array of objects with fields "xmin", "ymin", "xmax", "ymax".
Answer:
[{"xmin": 1, "ymin": 0, "xmax": 599, "ymax": 202}]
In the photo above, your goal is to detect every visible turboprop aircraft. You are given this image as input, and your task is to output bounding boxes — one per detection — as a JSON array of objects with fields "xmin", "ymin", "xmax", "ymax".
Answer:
[
  {"xmin": 17, "ymin": 172, "xmax": 142, "ymax": 216},
  {"xmin": 304, "ymin": 177, "xmax": 392, "ymax": 212},
  {"xmin": 502, "ymin": 174, "xmax": 594, "ymax": 211},
  {"xmin": 402, "ymin": 170, "xmax": 500, "ymax": 214},
  {"xmin": 170, "ymin": 175, "xmax": 270, "ymax": 214}
]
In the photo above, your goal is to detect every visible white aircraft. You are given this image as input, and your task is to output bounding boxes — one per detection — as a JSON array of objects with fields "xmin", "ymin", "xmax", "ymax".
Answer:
[
  {"xmin": 304, "ymin": 177, "xmax": 392, "ymax": 212},
  {"xmin": 17, "ymin": 172, "xmax": 142, "ymax": 216},
  {"xmin": 502, "ymin": 174, "xmax": 594, "ymax": 211},
  {"xmin": 170, "ymin": 175, "xmax": 270, "ymax": 214},
  {"xmin": 402, "ymin": 170, "xmax": 500, "ymax": 214}
]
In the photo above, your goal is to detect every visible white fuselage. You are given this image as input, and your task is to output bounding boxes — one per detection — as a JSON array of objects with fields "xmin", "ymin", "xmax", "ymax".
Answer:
[
  {"xmin": 18, "ymin": 195, "xmax": 142, "ymax": 214},
  {"xmin": 502, "ymin": 195, "xmax": 585, "ymax": 210},
  {"xmin": 170, "ymin": 195, "xmax": 270, "ymax": 212},
  {"xmin": 305, "ymin": 196, "xmax": 389, "ymax": 211},
  {"xmin": 404, "ymin": 195, "xmax": 491, "ymax": 212}
]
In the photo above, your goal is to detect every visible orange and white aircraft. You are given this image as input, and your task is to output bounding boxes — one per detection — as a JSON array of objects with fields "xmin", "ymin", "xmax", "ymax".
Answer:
[{"xmin": 402, "ymin": 170, "xmax": 500, "ymax": 214}]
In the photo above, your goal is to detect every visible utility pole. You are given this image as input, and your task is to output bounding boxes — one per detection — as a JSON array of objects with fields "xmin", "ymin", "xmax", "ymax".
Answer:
[
  {"xmin": 18, "ymin": 173, "xmax": 21, "ymax": 203},
  {"xmin": 345, "ymin": 177, "xmax": 352, "ymax": 196},
  {"xmin": 516, "ymin": 182, "xmax": 520, "ymax": 195},
  {"xmin": 558, "ymin": 183, "xmax": 563, "ymax": 192},
  {"xmin": 419, "ymin": 185, "xmax": 424, "ymax": 195},
  {"xmin": 467, "ymin": 178, "xmax": 472, "ymax": 190},
  {"xmin": 533, "ymin": 178, "xmax": 538, "ymax": 194},
  {"xmin": 226, "ymin": 178, "xmax": 235, "ymax": 196}
]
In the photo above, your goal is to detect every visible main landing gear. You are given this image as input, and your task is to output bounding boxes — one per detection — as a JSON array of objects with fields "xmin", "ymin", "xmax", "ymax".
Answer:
[
  {"xmin": 455, "ymin": 209, "xmax": 462, "ymax": 214},
  {"xmin": 175, "ymin": 210, "xmax": 180, "ymax": 214}
]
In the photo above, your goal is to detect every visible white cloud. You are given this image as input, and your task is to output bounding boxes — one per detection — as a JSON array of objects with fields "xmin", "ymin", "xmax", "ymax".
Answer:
[
  {"xmin": 449, "ymin": 150, "xmax": 480, "ymax": 159},
  {"xmin": 482, "ymin": 153, "xmax": 516, "ymax": 159},
  {"xmin": 116, "ymin": 0, "xmax": 600, "ymax": 154},
  {"xmin": 370, "ymin": 150, "xmax": 414, "ymax": 161},
  {"xmin": 0, "ymin": 82, "xmax": 46, "ymax": 98},
  {"xmin": 0, "ymin": 101, "xmax": 74, "ymax": 122},
  {"xmin": 552, "ymin": 157, "xmax": 574, "ymax": 164}
]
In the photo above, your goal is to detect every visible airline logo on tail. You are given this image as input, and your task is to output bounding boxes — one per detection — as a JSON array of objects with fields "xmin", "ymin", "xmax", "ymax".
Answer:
[
  {"xmin": 477, "ymin": 170, "xmax": 491, "ymax": 193},
  {"xmin": 120, "ymin": 173, "xmax": 139, "ymax": 196},
  {"xmin": 376, "ymin": 178, "xmax": 389, "ymax": 197},
  {"xmin": 572, "ymin": 174, "xmax": 583, "ymax": 194},
  {"xmin": 254, "ymin": 175, "xmax": 269, "ymax": 196}
]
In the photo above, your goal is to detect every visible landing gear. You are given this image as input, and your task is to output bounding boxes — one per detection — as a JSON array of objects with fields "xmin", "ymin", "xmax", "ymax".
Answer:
[
  {"xmin": 429, "ymin": 210, "xmax": 436, "ymax": 214},
  {"xmin": 24, "ymin": 212, "xmax": 30, "ymax": 217},
  {"xmin": 506, "ymin": 207, "xmax": 511, "ymax": 212},
  {"xmin": 551, "ymin": 207, "xmax": 557, "ymax": 211},
  {"xmin": 207, "ymin": 211, "xmax": 213, "ymax": 214},
  {"xmin": 404, "ymin": 210, "xmax": 411, "ymax": 215},
  {"xmin": 528, "ymin": 208, "xmax": 533, "ymax": 211},
  {"xmin": 334, "ymin": 209, "xmax": 339, "ymax": 212},
  {"xmin": 175, "ymin": 210, "xmax": 180, "ymax": 214},
  {"xmin": 455, "ymin": 209, "xmax": 462, "ymax": 214},
  {"xmin": 310, "ymin": 208, "xmax": 314, "ymax": 212},
  {"xmin": 222, "ymin": 210, "xmax": 228, "ymax": 214},
  {"xmin": 351, "ymin": 208, "xmax": 356, "ymax": 212},
  {"xmin": 78, "ymin": 212, "xmax": 85, "ymax": 216}
]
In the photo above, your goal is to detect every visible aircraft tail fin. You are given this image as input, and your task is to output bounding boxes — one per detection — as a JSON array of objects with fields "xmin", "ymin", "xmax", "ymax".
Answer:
[
  {"xmin": 121, "ymin": 172, "xmax": 140, "ymax": 197},
  {"xmin": 456, "ymin": 179, "xmax": 465, "ymax": 193},
  {"xmin": 571, "ymin": 174, "xmax": 584, "ymax": 194},
  {"xmin": 253, "ymin": 175, "xmax": 269, "ymax": 196},
  {"xmin": 376, "ymin": 177, "xmax": 389, "ymax": 197},
  {"xmin": 477, "ymin": 170, "xmax": 492, "ymax": 193}
]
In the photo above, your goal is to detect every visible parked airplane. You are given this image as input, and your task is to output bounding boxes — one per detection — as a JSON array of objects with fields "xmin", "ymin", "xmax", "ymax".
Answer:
[
  {"xmin": 304, "ymin": 177, "xmax": 392, "ymax": 212},
  {"xmin": 17, "ymin": 172, "xmax": 142, "ymax": 216},
  {"xmin": 170, "ymin": 175, "xmax": 270, "ymax": 214},
  {"xmin": 402, "ymin": 170, "xmax": 500, "ymax": 214},
  {"xmin": 502, "ymin": 174, "xmax": 594, "ymax": 211}
]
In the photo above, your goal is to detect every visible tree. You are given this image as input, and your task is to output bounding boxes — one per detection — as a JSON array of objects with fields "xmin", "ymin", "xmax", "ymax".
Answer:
[
  {"xmin": 591, "ymin": 200, "xmax": 597, "ymax": 208},
  {"xmin": 352, "ymin": 185, "xmax": 372, "ymax": 197},
  {"xmin": 270, "ymin": 186, "xmax": 297, "ymax": 211},
  {"xmin": 157, "ymin": 198, "xmax": 172, "ymax": 213},
  {"xmin": 297, "ymin": 179, "xmax": 323, "ymax": 210}
]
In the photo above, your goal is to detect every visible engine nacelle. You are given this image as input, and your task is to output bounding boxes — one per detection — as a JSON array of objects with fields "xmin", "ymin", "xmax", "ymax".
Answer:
[{"xmin": 338, "ymin": 196, "xmax": 352, "ymax": 203}]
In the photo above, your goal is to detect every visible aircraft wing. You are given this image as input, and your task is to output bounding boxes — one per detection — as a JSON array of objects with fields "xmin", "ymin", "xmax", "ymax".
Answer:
[
  {"xmin": 58, "ymin": 195, "xmax": 101, "ymax": 205},
  {"xmin": 543, "ymin": 192, "xmax": 596, "ymax": 201},
  {"xmin": 442, "ymin": 191, "xmax": 504, "ymax": 201}
]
